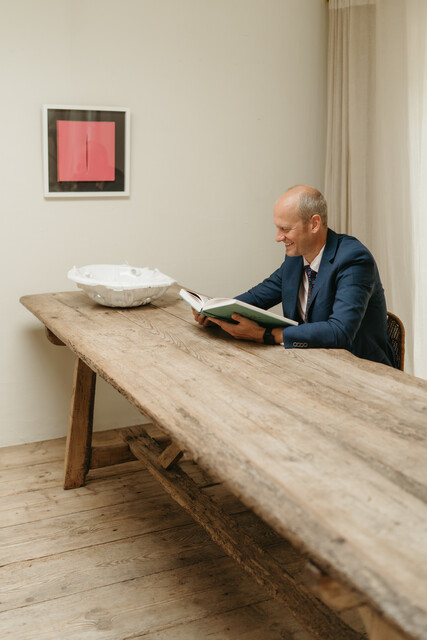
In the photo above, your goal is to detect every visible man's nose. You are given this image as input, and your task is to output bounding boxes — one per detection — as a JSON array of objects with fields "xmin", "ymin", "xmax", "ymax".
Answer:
[{"xmin": 276, "ymin": 229, "xmax": 285, "ymax": 242}]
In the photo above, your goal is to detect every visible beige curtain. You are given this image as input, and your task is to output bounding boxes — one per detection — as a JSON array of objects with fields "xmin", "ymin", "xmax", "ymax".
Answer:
[{"xmin": 325, "ymin": 0, "xmax": 427, "ymax": 378}]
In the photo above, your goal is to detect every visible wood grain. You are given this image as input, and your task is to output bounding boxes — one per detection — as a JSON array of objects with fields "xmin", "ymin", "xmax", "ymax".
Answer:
[
  {"xmin": 64, "ymin": 356, "xmax": 96, "ymax": 489},
  {"xmin": 90, "ymin": 442, "xmax": 137, "ymax": 468},
  {"xmin": 0, "ymin": 434, "xmax": 331, "ymax": 640},
  {"xmin": 122, "ymin": 425, "xmax": 363, "ymax": 640},
  {"xmin": 20, "ymin": 290, "xmax": 427, "ymax": 639}
]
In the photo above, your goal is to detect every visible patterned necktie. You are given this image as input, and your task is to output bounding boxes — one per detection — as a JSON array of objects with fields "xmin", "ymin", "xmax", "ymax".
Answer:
[{"xmin": 304, "ymin": 265, "xmax": 317, "ymax": 322}]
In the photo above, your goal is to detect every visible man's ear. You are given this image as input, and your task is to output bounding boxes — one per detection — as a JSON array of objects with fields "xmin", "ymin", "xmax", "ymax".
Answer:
[{"xmin": 311, "ymin": 214, "xmax": 322, "ymax": 233}]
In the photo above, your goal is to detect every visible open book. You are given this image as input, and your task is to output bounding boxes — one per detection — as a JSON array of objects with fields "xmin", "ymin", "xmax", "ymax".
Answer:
[{"xmin": 179, "ymin": 288, "xmax": 298, "ymax": 328}]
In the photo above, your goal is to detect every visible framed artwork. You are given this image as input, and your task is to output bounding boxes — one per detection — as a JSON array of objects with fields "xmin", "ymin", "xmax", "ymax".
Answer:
[{"xmin": 42, "ymin": 105, "xmax": 130, "ymax": 197}]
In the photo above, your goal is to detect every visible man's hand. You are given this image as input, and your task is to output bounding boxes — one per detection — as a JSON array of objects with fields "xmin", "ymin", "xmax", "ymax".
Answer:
[
  {"xmin": 192, "ymin": 309, "xmax": 215, "ymax": 327},
  {"xmin": 208, "ymin": 313, "xmax": 266, "ymax": 342}
]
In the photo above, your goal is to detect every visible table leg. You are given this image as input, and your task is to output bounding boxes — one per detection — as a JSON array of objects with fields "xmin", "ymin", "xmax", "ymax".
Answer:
[
  {"xmin": 64, "ymin": 356, "xmax": 96, "ymax": 489},
  {"xmin": 304, "ymin": 561, "xmax": 408, "ymax": 640},
  {"xmin": 358, "ymin": 607, "xmax": 408, "ymax": 640}
]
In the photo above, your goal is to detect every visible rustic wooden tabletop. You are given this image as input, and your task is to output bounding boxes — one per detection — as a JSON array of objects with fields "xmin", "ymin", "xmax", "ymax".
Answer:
[{"xmin": 20, "ymin": 287, "xmax": 427, "ymax": 639}]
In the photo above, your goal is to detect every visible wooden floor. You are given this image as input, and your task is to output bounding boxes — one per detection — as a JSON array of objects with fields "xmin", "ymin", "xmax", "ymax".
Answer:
[{"xmin": 0, "ymin": 430, "xmax": 364, "ymax": 640}]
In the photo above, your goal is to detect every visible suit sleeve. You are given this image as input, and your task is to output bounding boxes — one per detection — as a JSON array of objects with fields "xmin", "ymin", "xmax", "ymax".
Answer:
[
  {"xmin": 234, "ymin": 265, "xmax": 283, "ymax": 310},
  {"xmin": 281, "ymin": 249, "xmax": 376, "ymax": 349}
]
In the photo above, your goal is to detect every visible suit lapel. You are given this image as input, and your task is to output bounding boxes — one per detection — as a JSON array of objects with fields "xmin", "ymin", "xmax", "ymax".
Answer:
[
  {"xmin": 306, "ymin": 229, "xmax": 339, "ymax": 312},
  {"xmin": 282, "ymin": 256, "xmax": 304, "ymax": 320}
]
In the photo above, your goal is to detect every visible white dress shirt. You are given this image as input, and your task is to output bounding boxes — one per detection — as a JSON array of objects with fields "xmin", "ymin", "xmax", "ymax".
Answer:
[{"xmin": 297, "ymin": 245, "xmax": 325, "ymax": 322}]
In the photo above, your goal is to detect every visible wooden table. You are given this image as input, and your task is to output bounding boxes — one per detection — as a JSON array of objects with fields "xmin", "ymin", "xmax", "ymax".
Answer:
[{"xmin": 20, "ymin": 288, "xmax": 427, "ymax": 640}]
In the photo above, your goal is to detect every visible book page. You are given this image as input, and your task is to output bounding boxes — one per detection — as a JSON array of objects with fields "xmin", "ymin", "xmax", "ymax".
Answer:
[{"xmin": 179, "ymin": 289, "xmax": 209, "ymax": 312}]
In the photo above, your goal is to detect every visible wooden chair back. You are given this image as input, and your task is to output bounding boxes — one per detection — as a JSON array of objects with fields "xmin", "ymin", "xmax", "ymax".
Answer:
[{"xmin": 387, "ymin": 311, "xmax": 405, "ymax": 371}]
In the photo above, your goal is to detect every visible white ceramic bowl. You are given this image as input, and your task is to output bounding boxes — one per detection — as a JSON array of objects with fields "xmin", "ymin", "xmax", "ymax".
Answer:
[{"xmin": 68, "ymin": 264, "xmax": 175, "ymax": 307}]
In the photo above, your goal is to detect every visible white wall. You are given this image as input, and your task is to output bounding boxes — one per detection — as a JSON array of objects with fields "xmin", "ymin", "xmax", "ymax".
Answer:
[{"xmin": 0, "ymin": 0, "xmax": 328, "ymax": 447}]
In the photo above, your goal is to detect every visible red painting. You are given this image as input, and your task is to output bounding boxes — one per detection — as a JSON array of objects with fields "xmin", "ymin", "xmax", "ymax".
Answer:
[{"xmin": 57, "ymin": 121, "xmax": 115, "ymax": 182}]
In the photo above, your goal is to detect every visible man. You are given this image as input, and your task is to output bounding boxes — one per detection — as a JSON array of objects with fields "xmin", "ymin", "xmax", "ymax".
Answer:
[{"xmin": 194, "ymin": 185, "xmax": 396, "ymax": 367}]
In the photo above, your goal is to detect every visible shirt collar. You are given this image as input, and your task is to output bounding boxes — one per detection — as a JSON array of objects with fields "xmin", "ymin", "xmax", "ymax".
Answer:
[{"xmin": 303, "ymin": 244, "xmax": 326, "ymax": 272}]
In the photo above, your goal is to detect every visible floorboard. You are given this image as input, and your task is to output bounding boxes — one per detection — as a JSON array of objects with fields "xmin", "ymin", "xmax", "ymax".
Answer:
[{"xmin": 0, "ymin": 431, "xmax": 363, "ymax": 639}]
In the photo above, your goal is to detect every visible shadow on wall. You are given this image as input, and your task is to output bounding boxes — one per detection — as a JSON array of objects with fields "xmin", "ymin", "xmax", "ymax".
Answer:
[
  {"xmin": 24, "ymin": 327, "xmax": 147, "ymax": 437},
  {"xmin": 24, "ymin": 327, "xmax": 75, "ymax": 430}
]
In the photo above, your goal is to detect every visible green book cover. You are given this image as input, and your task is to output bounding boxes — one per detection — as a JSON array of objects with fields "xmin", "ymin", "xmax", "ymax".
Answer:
[{"xmin": 179, "ymin": 289, "xmax": 297, "ymax": 328}]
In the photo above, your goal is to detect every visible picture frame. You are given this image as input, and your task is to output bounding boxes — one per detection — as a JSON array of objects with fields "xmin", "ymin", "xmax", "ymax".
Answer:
[{"xmin": 42, "ymin": 104, "xmax": 130, "ymax": 198}]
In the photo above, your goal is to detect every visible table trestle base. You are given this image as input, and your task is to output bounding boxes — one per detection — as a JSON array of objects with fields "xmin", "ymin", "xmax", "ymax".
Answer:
[
  {"xmin": 120, "ymin": 424, "xmax": 364, "ymax": 640},
  {"xmin": 305, "ymin": 562, "xmax": 409, "ymax": 640}
]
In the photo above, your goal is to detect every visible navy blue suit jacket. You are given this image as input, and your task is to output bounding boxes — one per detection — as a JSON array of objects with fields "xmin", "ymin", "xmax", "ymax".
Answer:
[{"xmin": 236, "ymin": 229, "xmax": 396, "ymax": 367}]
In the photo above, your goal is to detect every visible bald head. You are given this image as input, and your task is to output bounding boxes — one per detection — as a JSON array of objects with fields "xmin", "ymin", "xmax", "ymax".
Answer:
[
  {"xmin": 273, "ymin": 185, "xmax": 328, "ymax": 262},
  {"xmin": 277, "ymin": 185, "xmax": 328, "ymax": 228}
]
